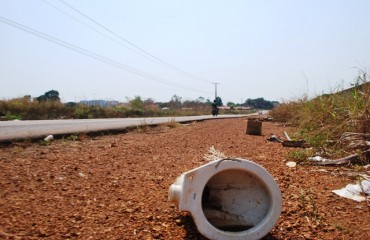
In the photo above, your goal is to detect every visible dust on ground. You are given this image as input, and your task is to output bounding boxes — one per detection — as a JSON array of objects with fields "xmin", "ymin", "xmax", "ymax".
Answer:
[{"xmin": 0, "ymin": 118, "xmax": 369, "ymax": 239}]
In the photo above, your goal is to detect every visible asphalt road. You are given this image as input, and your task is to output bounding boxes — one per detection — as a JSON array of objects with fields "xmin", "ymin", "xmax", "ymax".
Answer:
[{"xmin": 0, "ymin": 114, "xmax": 251, "ymax": 141}]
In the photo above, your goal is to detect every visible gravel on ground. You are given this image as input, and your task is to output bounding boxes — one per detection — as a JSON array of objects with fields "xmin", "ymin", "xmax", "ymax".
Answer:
[{"xmin": 0, "ymin": 117, "xmax": 369, "ymax": 239}]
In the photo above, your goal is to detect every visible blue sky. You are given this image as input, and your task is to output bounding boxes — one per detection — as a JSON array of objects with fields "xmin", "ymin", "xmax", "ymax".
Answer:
[{"xmin": 1, "ymin": 0, "xmax": 370, "ymax": 104}]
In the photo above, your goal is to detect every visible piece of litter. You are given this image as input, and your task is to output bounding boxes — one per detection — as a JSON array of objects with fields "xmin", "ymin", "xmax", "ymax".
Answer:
[
  {"xmin": 286, "ymin": 162, "xmax": 297, "ymax": 168},
  {"xmin": 332, "ymin": 180, "xmax": 370, "ymax": 202},
  {"xmin": 267, "ymin": 135, "xmax": 282, "ymax": 143},
  {"xmin": 308, "ymin": 156, "xmax": 326, "ymax": 161},
  {"xmin": 44, "ymin": 135, "xmax": 54, "ymax": 142}
]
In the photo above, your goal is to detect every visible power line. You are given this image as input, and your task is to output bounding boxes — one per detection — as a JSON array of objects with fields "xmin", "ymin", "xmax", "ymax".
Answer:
[
  {"xmin": 40, "ymin": 0, "xmax": 174, "ymax": 70},
  {"xmin": 0, "ymin": 16, "xmax": 212, "ymax": 94},
  {"xmin": 55, "ymin": 0, "xmax": 214, "ymax": 84},
  {"xmin": 40, "ymin": 0, "xmax": 148, "ymax": 59}
]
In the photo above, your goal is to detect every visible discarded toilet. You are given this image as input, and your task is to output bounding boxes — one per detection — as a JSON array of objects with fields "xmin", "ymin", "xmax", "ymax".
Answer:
[{"xmin": 169, "ymin": 158, "xmax": 281, "ymax": 240}]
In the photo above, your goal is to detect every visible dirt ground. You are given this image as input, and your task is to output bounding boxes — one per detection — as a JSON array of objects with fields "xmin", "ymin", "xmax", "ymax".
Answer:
[{"xmin": 0, "ymin": 117, "xmax": 369, "ymax": 240}]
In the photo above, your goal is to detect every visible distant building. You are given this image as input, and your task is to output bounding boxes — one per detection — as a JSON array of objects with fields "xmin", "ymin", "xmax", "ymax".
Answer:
[
  {"xmin": 79, "ymin": 100, "xmax": 119, "ymax": 107},
  {"xmin": 218, "ymin": 106, "xmax": 252, "ymax": 110},
  {"xmin": 234, "ymin": 106, "xmax": 252, "ymax": 110}
]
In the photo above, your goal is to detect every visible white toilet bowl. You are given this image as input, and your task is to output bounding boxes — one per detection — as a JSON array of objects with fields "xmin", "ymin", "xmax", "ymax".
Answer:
[{"xmin": 169, "ymin": 158, "xmax": 281, "ymax": 240}]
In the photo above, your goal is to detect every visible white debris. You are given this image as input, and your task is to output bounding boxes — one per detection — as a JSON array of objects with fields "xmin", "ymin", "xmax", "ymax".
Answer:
[
  {"xmin": 44, "ymin": 135, "xmax": 54, "ymax": 142},
  {"xmin": 286, "ymin": 161, "xmax": 297, "ymax": 168},
  {"xmin": 308, "ymin": 156, "xmax": 327, "ymax": 161},
  {"xmin": 267, "ymin": 134, "xmax": 283, "ymax": 143},
  {"xmin": 310, "ymin": 169, "xmax": 329, "ymax": 173},
  {"xmin": 332, "ymin": 180, "xmax": 370, "ymax": 202}
]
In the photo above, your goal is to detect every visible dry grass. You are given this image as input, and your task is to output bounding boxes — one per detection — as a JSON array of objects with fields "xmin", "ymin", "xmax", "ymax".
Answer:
[
  {"xmin": 271, "ymin": 70, "xmax": 369, "ymax": 156},
  {"xmin": 0, "ymin": 98, "xmax": 213, "ymax": 120},
  {"xmin": 203, "ymin": 146, "xmax": 229, "ymax": 162}
]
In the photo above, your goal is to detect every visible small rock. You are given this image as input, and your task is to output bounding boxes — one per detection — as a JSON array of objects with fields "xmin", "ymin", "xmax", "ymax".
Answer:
[
  {"xmin": 286, "ymin": 161, "xmax": 297, "ymax": 168},
  {"xmin": 175, "ymin": 219, "xmax": 184, "ymax": 226}
]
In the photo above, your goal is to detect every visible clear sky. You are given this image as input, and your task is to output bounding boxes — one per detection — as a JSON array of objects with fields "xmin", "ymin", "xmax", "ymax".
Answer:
[{"xmin": 1, "ymin": 0, "xmax": 370, "ymax": 104}]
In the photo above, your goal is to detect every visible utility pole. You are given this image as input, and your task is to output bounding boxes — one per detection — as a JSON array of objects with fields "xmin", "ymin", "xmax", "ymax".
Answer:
[{"xmin": 213, "ymin": 83, "xmax": 220, "ymax": 100}]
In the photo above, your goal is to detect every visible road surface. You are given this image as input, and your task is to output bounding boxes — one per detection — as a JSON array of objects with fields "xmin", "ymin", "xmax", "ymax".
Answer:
[{"xmin": 0, "ymin": 114, "xmax": 252, "ymax": 141}]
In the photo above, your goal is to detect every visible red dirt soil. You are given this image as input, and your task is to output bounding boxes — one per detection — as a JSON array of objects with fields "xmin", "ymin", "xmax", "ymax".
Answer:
[{"xmin": 0, "ymin": 117, "xmax": 369, "ymax": 239}]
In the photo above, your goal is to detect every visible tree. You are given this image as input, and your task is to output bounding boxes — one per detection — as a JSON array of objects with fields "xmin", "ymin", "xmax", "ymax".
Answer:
[
  {"xmin": 168, "ymin": 95, "xmax": 182, "ymax": 109},
  {"xmin": 196, "ymin": 96, "xmax": 206, "ymax": 103},
  {"xmin": 245, "ymin": 98, "xmax": 276, "ymax": 109},
  {"xmin": 128, "ymin": 96, "xmax": 144, "ymax": 111},
  {"xmin": 143, "ymin": 98, "xmax": 159, "ymax": 111},
  {"xmin": 227, "ymin": 102, "xmax": 236, "ymax": 109},
  {"xmin": 214, "ymin": 96, "xmax": 223, "ymax": 107},
  {"xmin": 65, "ymin": 102, "xmax": 77, "ymax": 107},
  {"xmin": 36, "ymin": 90, "xmax": 60, "ymax": 102}
]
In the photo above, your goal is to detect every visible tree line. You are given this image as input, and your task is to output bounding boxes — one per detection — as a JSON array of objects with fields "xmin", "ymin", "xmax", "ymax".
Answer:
[
  {"xmin": 227, "ymin": 98, "xmax": 279, "ymax": 110},
  {"xmin": 0, "ymin": 90, "xmax": 277, "ymax": 120}
]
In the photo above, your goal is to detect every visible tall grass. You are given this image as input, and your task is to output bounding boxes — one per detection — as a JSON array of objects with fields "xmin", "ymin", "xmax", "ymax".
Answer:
[
  {"xmin": 0, "ymin": 96, "xmax": 69, "ymax": 120},
  {"xmin": 0, "ymin": 98, "xmax": 214, "ymax": 120},
  {"xmin": 271, "ymin": 71, "xmax": 369, "ymax": 150}
]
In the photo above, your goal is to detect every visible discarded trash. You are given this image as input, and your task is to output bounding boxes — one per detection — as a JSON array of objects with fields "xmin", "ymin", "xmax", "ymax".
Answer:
[
  {"xmin": 284, "ymin": 131, "xmax": 292, "ymax": 141},
  {"xmin": 169, "ymin": 158, "xmax": 282, "ymax": 240},
  {"xmin": 246, "ymin": 120, "xmax": 262, "ymax": 135},
  {"xmin": 44, "ymin": 135, "xmax": 54, "ymax": 142},
  {"xmin": 286, "ymin": 161, "xmax": 297, "ymax": 168},
  {"xmin": 267, "ymin": 134, "xmax": 283, "ymax": 143},
  {"xmin": 332, "ymin": 180, "xmax": 370, "ymax": 202},
  {"xmin": 308, "ymin": 156, "xmax": 326, "ymax": 161},
  {"xmin": 339, "ymin": 132, "xmax": 370, "ymax": 151},
  {"xmin": 307, "ymin": 150, "xmax": 369, "ymax": 166}
]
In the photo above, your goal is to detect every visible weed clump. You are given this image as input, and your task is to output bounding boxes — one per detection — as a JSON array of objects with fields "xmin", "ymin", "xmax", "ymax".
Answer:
[{"xmin": 271, "ymin": 70, "xmax": 370, "ymax": 159}]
